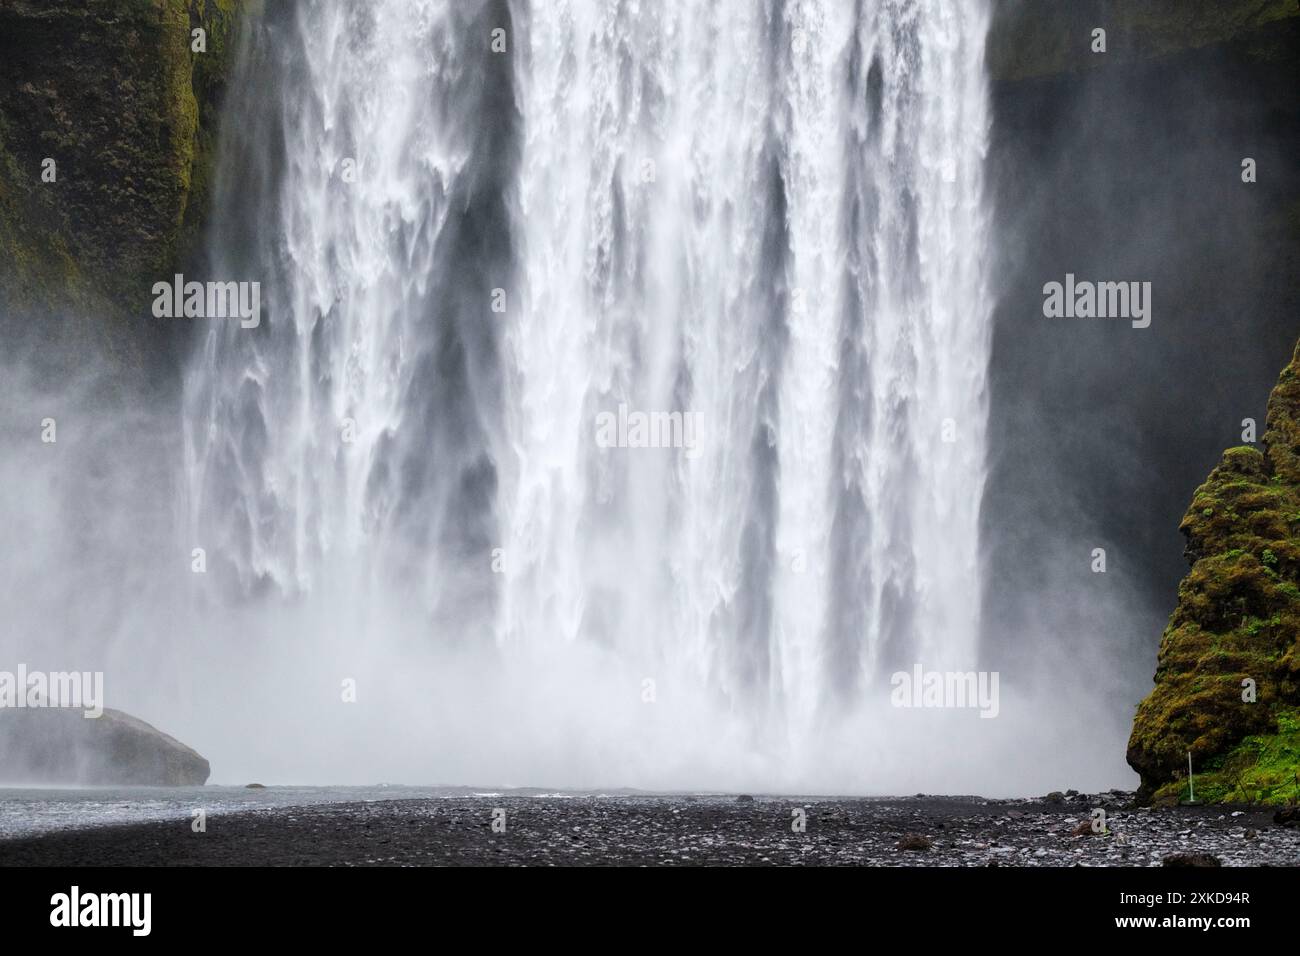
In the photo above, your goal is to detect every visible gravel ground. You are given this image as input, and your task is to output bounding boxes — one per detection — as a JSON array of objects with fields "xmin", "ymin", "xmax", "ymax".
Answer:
[{"xmin": 2, "ymin": 791, "xmax": 1298, "ymax": 866}]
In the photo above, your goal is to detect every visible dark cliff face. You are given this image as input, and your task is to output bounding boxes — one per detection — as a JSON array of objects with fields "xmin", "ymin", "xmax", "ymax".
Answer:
[
  {"xmin": 1127, "ymin": 341, "xmax": 1300, "ymax": 804},
  {"xmin": 0, "ymin": 0, "xmax": 243, "ymax": 370},
  {"xmin": 979, "ymin": 0, "xmax": 1300, "ymax": 786},
  {"xmin": 988, "ymin": 0, "xmax": 1300, "ymax": 83}
]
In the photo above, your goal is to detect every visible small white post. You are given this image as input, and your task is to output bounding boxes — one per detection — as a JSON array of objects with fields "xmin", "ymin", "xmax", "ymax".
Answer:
[{"xmin": 1188, "ymin": 751, "xmax": 1195, "ymax": 802}]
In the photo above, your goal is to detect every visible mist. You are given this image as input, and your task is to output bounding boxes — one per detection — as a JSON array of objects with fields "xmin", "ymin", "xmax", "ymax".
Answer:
[{"xmin": 2, "ymin": 0, "xmax": 1295, "ymax": 800}]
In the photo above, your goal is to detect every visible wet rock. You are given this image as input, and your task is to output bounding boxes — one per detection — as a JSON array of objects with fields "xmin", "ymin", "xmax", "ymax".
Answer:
[
  {"xmin": 1162, "ymin": 852, "xmax": 1221, "ymax": 867},
  {"xmin": 896, "ymin": 833, "xmax": 933, "ymax": 851},
  {"xmin": 1045, "ymin": 791, "xmax": 1065, "ymax": 804},
  {"xmin": 1273, "ymin": 807, "xmax": 1300, "ymax": 827},
  {"xmin": 0, "ymin": 707, "xmax": 209, "ymax": 786}
]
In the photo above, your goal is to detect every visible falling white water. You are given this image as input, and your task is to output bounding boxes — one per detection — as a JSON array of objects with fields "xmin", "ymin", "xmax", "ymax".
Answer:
[{"xmin": 182, "ymin": 0, "xmax": 995, "ymax": 790}]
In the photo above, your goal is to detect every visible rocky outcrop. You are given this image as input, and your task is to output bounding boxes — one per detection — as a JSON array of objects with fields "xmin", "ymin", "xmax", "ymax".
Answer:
[
  {"xmin": 0, "ymin": 707, "xmax": 210, "ymax": 785},
  {"xmin": 988, "ymin": 0, "xmax": 1300, "ymax": 84},
  {"xmin": 0, "ymin": 0, "xmax": 245, "ymax": 345},
  {"xmin": 1128, "ymin": 339, "xmax": 1300, "ymax": 805}
]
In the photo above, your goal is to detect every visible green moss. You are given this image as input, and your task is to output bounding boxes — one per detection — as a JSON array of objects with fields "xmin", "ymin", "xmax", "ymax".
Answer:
[
  {"xmin": 0, "ymin": 115, "xmax": 83, "ymax": 302},
  {"xmin": 177, "ymin": 0, "xmax": 246, "ymax": 259},
  {"xmin": 1129, "ymin": 340, "xmax": 1300, "ymax": 805},
  {"xmin": 0, "ymin": 0, "xmax": 247, "ymax": 325},
  {"xmin": 1151, "ymin": 707, "xmax": 1300, "ymax": 805}
]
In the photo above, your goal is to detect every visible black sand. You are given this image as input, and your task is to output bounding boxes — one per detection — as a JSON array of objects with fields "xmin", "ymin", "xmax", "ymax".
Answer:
[{"xmin": 3, "ymin": 793, "xmax": 1299, "ymax": 866}]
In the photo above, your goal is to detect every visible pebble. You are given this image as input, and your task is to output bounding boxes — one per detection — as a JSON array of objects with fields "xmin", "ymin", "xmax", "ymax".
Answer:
[{"xmin": 4, "ymin": 792, "xmax": 1298, "ymax": 867}]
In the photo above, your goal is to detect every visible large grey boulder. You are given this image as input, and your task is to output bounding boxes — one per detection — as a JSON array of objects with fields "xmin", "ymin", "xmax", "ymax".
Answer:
[{"xmin": 0, "ymin": 707, "xmax": 209, "ymax": 785}]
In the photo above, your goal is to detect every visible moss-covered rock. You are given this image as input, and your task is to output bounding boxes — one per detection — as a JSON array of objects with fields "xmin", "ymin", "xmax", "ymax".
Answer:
[
  {"xmin": 179, "ymin": 0, "xmax": 246, "ymax": 259},
  {"xmin": 0, "ymin": 0, "xmax": 245, "ymax": 333},
  {"xmin": 989, "ymin": 0, "xmax": 1300, "ymax": 84},
  {"xmin": 1128, "ymin": 339, "xmax": 1300, "ymax": 805}
]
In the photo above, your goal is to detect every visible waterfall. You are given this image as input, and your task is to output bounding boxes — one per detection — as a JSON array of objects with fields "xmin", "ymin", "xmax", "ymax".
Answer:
[{"xmin": 183, "ymin": 0, "xmax": 993, "ymax": 787}]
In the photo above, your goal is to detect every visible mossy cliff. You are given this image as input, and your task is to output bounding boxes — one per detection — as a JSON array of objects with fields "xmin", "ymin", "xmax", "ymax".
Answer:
[
  {"xmin": 989, "ymin": 0, "xmax": 1300, "ymax": 84},
  {"xmin": 1128, "ymin": 340, "xmax": 1300, "ymax": 805},
  {"xmin": 0, "ymin": 0, "xmax": 245, "ymax": 347}
]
